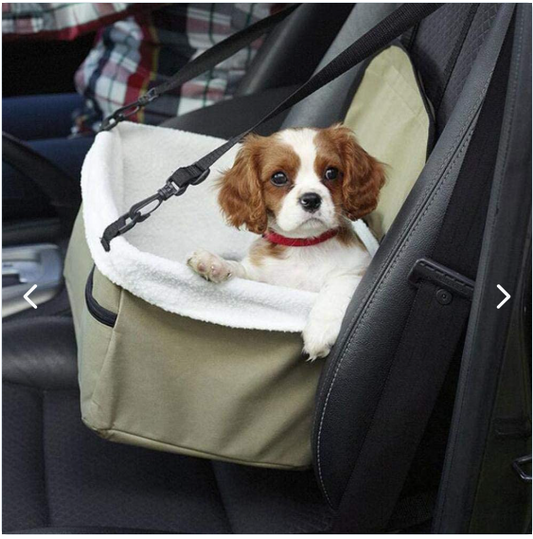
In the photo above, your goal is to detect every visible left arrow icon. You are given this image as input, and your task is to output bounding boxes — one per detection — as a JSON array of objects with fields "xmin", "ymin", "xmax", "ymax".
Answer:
[{"xmin": 24, "ymin": 284, "xmax": 38, "ymax": 309}]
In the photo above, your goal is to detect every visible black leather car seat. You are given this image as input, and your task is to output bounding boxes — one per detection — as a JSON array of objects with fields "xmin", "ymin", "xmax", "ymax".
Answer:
[{"xmin": 3, "ymin": 3, "xmax": 529, "ymax": 533}]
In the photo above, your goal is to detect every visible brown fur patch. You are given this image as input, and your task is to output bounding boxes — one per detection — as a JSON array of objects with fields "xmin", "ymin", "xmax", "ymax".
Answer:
[
  {"xmin": 217, "ymin": 133, "xmax": 301, "ymax": 234},
  {"xmin": 258, "ymin": 135, "xmax": 301, "ymax": 218},
  {"xmin": 248, "ymin": 238, "xmax": 287, "ymax": 267},
  {"xmin": 336, "ymin": 224, "xmax": 360, "ymax": 247},
  {"xmin": 314, "ymin": 125, "xmax": 386, "ymax": 221}
]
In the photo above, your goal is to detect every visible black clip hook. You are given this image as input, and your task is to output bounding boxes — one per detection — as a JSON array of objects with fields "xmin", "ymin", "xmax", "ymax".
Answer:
[
  {"xmin": 100, "ymin": 167, "xmax": 211, "ymax": 251},
  {"xmin": 100, "ymin": 179, "xmax": 178, "ymax": 251},
  {"xmin": 100, "ymin": 89, "xmax": 158, "ymax": 132}
]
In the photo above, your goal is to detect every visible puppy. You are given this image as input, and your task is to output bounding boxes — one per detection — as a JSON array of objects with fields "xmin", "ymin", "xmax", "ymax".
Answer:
[{"xmin": 188, "ymin": 124, "xmax": 385, "ymax": 360}]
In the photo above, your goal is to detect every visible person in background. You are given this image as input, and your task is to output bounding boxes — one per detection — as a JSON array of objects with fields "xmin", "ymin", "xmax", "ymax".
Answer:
[{"xmin": 2, "ymin": 3, "xmax": 277, "ymax": 220}]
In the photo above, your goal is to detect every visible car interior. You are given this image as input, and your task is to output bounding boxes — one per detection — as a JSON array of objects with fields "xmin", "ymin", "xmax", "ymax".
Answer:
[{"xmin": 2, "ymin": 3, "xmax": 531, "ymax": 534}]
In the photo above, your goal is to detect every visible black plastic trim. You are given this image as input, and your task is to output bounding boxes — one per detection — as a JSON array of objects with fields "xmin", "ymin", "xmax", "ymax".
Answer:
[
  {"xmin": 409, "ymin": 258, "xmax": 475, "ymax": 300},
  {"xmin": 85, "ymin": 267, "xmax": 117, "ymax": 328}
]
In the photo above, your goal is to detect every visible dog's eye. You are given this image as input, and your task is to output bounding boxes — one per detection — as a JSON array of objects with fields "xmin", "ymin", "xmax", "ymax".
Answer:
[
  {"xmin": 271, "ymin": 172, "xmax": 288, "ymax": 187},
  {"xmin": 324, "ymin": 167, "xmax": 339, "ymax": 181}
]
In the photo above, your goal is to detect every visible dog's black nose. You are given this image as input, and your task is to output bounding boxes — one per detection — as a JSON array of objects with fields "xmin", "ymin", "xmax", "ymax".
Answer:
[{"xmin": 299, "ymin": 192, "xmax": 322, "ymax": 212}]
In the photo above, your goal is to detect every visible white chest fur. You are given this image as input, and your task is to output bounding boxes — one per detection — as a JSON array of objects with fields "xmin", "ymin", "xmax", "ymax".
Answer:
[{"xmin": 242, "ymin": 237, "xmax": 372, "ymax": 293}]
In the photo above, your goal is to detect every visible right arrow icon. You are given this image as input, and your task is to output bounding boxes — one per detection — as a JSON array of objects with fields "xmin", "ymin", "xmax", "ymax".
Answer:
[{"xmin": 496, "ymin": 284, "xmax": 511, "ymax": 309}]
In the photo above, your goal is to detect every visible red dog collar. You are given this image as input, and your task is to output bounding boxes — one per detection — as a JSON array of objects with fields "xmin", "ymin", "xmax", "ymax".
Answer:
[{"xmin": 263, "ymin": 229, "xmax": 338, "ymax": 247}]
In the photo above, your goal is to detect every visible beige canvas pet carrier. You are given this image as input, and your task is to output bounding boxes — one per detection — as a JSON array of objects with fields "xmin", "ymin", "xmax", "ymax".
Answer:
[{"xmin": 65, "ymin": 7, "xmax": 434, "ymax": 470}]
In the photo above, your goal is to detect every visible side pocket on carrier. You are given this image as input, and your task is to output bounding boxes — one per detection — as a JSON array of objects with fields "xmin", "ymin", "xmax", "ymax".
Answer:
[{"xmin": 78, "ymin": 267, "xmax": 121, "ymax": 432}]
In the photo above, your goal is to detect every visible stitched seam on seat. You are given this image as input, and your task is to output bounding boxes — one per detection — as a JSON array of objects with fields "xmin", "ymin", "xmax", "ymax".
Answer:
[
  {"xmin": 3, "ymin": 381, "xmax": 78, "ymax": 394},
  {"xmin": 315, "ymin": 5, "xmax": 513, "ymax": 453},
  {"xmin": 3, "ymin": 380, "xmax": 44, "ymax": 393},
  {"xmin": 314, "ymin": 70, "xmax": 487, "ymax": 415},
  {"xmin": 315, "ymin": 70, "xmax": 492, "ymax": 506},
  {"xmin": 317, "ymin": 126, "xmax": 476, "ymax": 506},
  {"xmin": 434, "ymin": 9, "xmax": 523, "ymax": 528},
  {"xmin": 42, "ymin": 390, "xmax": 51, "ymax": 528},
  {"xmin": 4, "ymin": 382, "xmax": 51, "ymax": 528},
  {"xmin": 210, "ymin": 465, "xmax": 240, "ymax": 534},
  {"xmin": 314, "ymin": 79, "xmax": 487, "ymax": 412},
  {"xmin": 2, "ymin": 316, "xmax": 74, "ymax": 330}
]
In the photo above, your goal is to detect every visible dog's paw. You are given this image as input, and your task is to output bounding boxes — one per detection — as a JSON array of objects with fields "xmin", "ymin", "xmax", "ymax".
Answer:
[
  {"xmin": 187, "ymin": 249, "xmax": 233, "ymax": 283},
  {"xmin": 302, "ymin": 315, "xmax": 343, "ymax": 361}
]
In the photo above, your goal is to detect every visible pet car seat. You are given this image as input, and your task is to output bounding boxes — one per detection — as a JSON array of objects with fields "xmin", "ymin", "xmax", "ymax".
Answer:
[
  {"xmin": 64, "ymin": 5, "xmax": 436, "ymax": 470},
  {"xmin": 3, "ymin": 3, "xmax": 530, "ymax": 533}
]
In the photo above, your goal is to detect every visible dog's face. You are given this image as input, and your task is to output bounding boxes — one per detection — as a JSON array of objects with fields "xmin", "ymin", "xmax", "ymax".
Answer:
[{"xmin": 218, "ymin": 125, "xmax": 385, "ymax": 236}]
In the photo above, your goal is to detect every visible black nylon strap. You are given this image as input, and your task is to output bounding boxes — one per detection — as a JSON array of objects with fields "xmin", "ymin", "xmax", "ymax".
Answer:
[
  {"xmin": 101, "ymin": 3, "xmax": 443, "ymax": 251},
  {"xmin": 174, "ymin": 3, "xmax": 444, "ymax": 184},
  {"xmin": 99, "ymin": 4, "xmax": 300, "ymax": 131},
  {"xmin": 332, "ymin": 16, "xmax": 514, "ymax": 533}
]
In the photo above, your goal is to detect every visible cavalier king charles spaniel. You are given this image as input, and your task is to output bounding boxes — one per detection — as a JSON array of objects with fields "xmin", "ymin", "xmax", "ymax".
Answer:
[{"xmin": 188, "ymin": 124, "xmax": 385, "ymax": 360}]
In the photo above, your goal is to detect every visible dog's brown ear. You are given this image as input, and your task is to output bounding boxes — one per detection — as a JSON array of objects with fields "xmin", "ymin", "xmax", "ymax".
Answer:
[
  {"xmin": 218, "ymin": 135, "xmax": 268, "ymax": 234},
  {"xmin": 333, "ymin": 126, "xmax": 386, "ymax": 221}
]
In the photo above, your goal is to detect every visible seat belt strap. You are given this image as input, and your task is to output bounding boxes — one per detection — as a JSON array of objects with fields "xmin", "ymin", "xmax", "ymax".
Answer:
[
  {"xmin": 100, "ymin": 3, "xmax": 443, "ymax": 251},
  {"xmin": 332, "ymin": 13, "xmax": 515, "ymax": 533}
]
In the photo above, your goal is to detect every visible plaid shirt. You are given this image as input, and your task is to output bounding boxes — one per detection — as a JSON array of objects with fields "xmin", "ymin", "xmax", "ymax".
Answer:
[{"xmin": 3, "ymin": 3, "xmax": 276, "ymax": 132}]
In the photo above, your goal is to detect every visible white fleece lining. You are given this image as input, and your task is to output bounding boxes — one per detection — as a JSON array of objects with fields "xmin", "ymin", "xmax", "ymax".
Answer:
[{"xmin": 82, "ymin": 122, "xmax": 374, "ymax": 333}]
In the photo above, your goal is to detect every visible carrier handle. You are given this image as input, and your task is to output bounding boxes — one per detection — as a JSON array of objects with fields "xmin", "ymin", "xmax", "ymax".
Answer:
[{"xmin": 101, "ymin": 3, "xmax": 443, "ymax": 251}]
